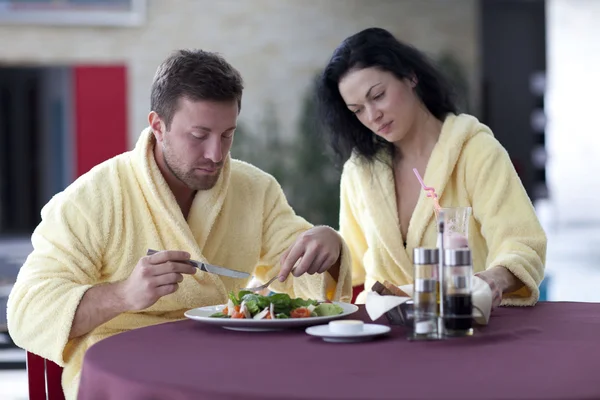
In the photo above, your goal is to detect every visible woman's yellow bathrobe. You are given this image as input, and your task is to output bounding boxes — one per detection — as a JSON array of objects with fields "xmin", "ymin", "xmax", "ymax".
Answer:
[
  {"xmin": 7, "ymin": 128, "xmax": 352, "ymax": 400},
  {"xmin": 341, "ymin": 114, "xmax": 546, "ymax": 305}
]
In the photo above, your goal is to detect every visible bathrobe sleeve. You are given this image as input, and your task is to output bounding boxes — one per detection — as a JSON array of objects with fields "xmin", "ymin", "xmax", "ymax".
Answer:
[
  {"xmin": 7, "ymin": 190, "xmax": 106, "ymax": 365},
  {"xmin": 465, "ymin": 133, "xmax": 547, "ymax": 305},
  {"xmin": 253, "ymin": 177, "xmax": 352, "ymax": 302},
  {"xmin": 339, "ymin": 166, "xmax": 369, "ymax": 288}
]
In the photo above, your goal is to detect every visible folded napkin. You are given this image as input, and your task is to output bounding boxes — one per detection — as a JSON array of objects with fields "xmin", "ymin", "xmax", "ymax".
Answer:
[{"xmin": 365, "ymin": 276, "xmax": 493, "ymax": 325}]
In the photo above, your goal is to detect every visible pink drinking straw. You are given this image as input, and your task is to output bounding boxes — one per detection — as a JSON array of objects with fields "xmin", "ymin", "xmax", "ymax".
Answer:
[{"xmin": 412, "ymin": 168, "xmax": 441, "ymax": 212}]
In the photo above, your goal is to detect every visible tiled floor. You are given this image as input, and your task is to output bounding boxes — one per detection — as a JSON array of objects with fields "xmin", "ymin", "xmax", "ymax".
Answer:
[{"xmin": 0, "ymin": 222, "xmax": 599, "ymax": 399}]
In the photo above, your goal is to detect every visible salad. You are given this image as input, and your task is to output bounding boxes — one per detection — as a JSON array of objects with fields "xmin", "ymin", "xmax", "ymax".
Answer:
[{"xmin": 210, "ymin": 290, "xmax": 344, "ymax": 319}]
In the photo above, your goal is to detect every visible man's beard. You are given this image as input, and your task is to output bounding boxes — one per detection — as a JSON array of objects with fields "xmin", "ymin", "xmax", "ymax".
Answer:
[{"xmin": 162, "ymin": 143, "xmax": 221, "ymax": 191}]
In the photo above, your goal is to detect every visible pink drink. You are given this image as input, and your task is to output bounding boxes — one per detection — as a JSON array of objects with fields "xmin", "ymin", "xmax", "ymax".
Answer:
[{"xmin": 441, "ymin": 207, "xmax": 472, "ymax": 249}]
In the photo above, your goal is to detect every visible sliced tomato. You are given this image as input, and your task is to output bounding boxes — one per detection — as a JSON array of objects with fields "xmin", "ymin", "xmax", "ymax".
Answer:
[
  {"xmin": 231, "ymin": 311, "xmax": 245, "ymax": 319},
  {"xmin": 290, "ymin": 307, "xmax": 311, "ymax": 318}
]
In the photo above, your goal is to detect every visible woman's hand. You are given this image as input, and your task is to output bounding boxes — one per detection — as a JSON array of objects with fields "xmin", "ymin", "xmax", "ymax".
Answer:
[{"xmin": 476, "ymin": 266, "xmax": 522, "ymax": 309}]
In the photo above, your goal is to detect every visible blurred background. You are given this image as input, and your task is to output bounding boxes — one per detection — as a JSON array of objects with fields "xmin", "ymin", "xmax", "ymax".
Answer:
[{"xmin": 0, "ymin": 0, "xmax": 598, "ymax": 397}]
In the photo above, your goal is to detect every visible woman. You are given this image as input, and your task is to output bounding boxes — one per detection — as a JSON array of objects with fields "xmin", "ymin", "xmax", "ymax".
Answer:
[{"xmin": 317, "ymin": 27, "xmax": 546, "ymax": 306}]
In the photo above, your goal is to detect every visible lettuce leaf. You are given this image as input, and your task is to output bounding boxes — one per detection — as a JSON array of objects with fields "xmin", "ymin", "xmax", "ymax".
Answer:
[
  {"xmin": 237, "ymin": 290, "xmax": 253, "ymax": 300},
  {"xmin": 224, "ymin": 291, "xmax": 321, "ymax": 318},
  {"xmin": 291, "ymin": 298, "xmax": 319, "ymax": 309},
  {"xmin": 243, "ymin": 300, "xmax": 260, "ymax": 315},
  {"xmin": 228, "ymin": 291, "xmax": 240, "ymax": 306},
  {"xmin": 268, "ymin": 293, "xmax": 292, "ymax": 314},
  {"xmin": 241, "ymin": 293, "xmax": 270, "ymax": 313},
  {"xmin": 209, "ymin": 312, "xmax": 230, "ymax": 318}
]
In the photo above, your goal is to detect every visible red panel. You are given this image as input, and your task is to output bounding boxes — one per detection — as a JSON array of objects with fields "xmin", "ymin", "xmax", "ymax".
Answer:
[
  {"xmin": 26, "ymin": 351, "xmax": 47, "ymax": 400},
  {"xmin": 74, "ymin": 66, "xmax": 128, "ymax": 178}
]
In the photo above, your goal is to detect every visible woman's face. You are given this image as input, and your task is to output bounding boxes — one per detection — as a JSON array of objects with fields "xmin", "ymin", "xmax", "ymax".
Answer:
[{"xmin": 338, "ymin": 67, "xmax": 420, "ymax": 143}]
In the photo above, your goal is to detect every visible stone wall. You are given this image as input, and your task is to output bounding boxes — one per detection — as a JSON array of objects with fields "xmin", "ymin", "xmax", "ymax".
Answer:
[{"xmin": 0, "ymin": 0, "xmax": 479, "ymax": 145}]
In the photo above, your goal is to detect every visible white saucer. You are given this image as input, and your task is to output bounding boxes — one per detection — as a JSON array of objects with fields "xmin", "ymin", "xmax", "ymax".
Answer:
[{"xmin": 305, "ymin": 323, "xmax": 391, "ymax": 343}]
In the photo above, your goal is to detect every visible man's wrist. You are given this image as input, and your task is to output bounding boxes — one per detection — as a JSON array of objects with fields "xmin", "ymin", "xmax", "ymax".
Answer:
[{"xmin": 110, "ymin": 280, "xmax": 132, "ymax": 313}]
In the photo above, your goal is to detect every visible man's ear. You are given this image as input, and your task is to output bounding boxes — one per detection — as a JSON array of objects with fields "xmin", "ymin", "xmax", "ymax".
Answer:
[{"xmin": 148, "ymin": 111, "xmax": 166, "ymax": 142}]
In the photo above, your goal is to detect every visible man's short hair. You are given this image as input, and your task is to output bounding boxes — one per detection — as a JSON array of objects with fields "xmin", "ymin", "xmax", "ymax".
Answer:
[{"xmin": 151, "ymin": 49, "xmax": 244, "ymax": 129}]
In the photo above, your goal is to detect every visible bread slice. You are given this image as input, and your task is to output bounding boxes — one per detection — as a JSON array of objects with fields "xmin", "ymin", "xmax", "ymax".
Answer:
[
  {"xmin": 383, "ymin": 280, "xmax": 411, "ymax": 297},
  {"xmin": 371, "ymin": 281, "xmax": 390, "ymax": 295},
  {"xmin": 371, "ymin": 280, "xmax": 411, "ymax": 297}
]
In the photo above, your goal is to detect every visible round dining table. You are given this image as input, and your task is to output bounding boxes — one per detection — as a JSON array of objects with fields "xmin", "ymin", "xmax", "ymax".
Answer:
[{"xmin": 78, "ymin": 302, "xmax": 600, "ymax": 400}]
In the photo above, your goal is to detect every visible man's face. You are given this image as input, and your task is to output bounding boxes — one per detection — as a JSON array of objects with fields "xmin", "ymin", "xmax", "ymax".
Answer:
[{"xmin": 154, "ymin": 97, "xmax": 238, "ymax": 191}]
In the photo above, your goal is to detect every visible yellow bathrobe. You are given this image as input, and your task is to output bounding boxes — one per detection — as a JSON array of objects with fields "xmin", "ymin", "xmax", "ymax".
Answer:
[
  {"xmin": 341, "ymin": 113, "xmax": 546, "ymax": 305},
  {"xmin": 7, "ymin": 128, "xmax": 352, "ymax": 400}
]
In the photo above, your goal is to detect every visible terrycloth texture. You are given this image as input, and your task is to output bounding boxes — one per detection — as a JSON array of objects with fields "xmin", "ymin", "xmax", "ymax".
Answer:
[
  {"xmin": 340, "ymin": 114, "xmax": 546, "ymax": 305},
  {"xmin": 7, "ymin": 128, "xmax": 352, "ymax": 400}
]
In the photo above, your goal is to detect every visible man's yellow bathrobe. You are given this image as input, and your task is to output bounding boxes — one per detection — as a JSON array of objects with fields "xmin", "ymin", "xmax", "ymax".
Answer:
[
  {"xmin": 7, "ymin": 128, "xmax": 352, "ymax": 400},
  {"xmin": 341, "ymin": 113, "xmax": 546, "ymax": 305}
]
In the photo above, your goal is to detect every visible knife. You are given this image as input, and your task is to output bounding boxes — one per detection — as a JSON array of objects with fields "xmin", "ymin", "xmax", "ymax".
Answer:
[{"xmin": 146, "ymin": 249, "xmax": 250, "ymax": 279}]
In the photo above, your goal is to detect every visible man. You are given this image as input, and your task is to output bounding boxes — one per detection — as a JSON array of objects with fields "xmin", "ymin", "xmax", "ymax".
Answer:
[{"xmin": 7, "ymin": 49, "xmax": 352, "ymax": 399}]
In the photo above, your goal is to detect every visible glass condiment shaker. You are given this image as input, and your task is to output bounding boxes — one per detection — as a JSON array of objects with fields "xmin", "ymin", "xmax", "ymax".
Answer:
[
  {"xmin": 412, "ymin": 247, "xmax": 439, "ymax": 340},
  {"xmin": 443, "ymin": 248, "xmax": 474, "ymax": 337}
]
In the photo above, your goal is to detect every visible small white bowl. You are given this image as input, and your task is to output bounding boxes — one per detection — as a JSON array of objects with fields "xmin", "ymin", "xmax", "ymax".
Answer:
[{"xmin": 329, "ymin": 320, "xmax": 364, "ymax": 334}]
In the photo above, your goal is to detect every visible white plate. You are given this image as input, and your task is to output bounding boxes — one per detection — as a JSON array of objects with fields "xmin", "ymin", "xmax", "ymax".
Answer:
[
  {"xmin": 184, "ymin": 302, "xmax": 359, "ymax": 332},
  {"xmin": 305, "ymin": 323, "xmax": 391, "ymax": 343}
]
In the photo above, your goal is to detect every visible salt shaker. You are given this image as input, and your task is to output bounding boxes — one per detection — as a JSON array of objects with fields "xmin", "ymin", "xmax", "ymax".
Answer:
[{"xmin": 412, "ymin": 248, "xmax": 439, "ymax": 340}]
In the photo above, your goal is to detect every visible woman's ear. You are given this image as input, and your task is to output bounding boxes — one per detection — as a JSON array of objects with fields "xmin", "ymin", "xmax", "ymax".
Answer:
[{"xmin": 408, "ymin": 75, "xmax": 418, "ymax": 88}]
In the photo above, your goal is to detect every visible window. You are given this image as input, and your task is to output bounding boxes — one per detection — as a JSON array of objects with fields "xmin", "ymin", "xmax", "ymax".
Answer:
[{"xmin": 0, "ymin": 0, "xmax": 146, "ymax": 26}]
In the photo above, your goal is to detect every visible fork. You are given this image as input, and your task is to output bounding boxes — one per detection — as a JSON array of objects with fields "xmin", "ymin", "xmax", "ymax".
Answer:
[{"xmin": 241, "ymin": 267, "xmax": 297, "ymax": 292}]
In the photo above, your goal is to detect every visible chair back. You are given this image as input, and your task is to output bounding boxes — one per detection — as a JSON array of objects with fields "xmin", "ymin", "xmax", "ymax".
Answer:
[{"xmin": 27, "ymin": 351, "xmax": 65, "ymax": 400}]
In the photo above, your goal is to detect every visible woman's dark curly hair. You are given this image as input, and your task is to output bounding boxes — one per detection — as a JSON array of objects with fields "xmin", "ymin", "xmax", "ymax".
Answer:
[{"xmin": 317, "ymin": 27, "xmax": 458, "ymax": 164}]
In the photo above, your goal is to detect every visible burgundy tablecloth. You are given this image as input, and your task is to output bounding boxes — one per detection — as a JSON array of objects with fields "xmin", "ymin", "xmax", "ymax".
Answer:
[{"xmin": 78, "ymin": 302, "xmax": 600, "ymax": 400}]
